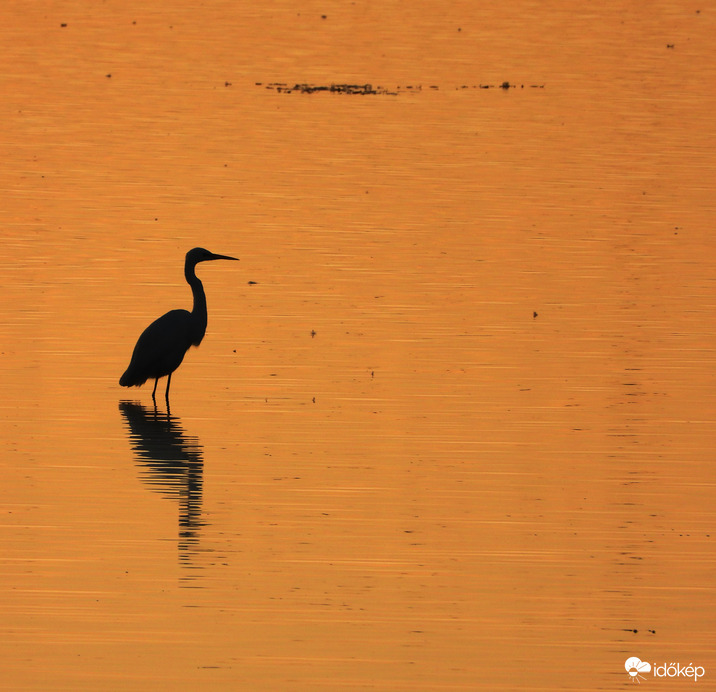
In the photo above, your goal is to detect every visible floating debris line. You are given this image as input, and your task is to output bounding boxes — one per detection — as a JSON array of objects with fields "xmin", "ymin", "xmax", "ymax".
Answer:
[
  {"xmin": 256, "ymin": 82, "xmax": 545, "ymax": 95},
  {"xmin": 260, "ymin": 83, "xmax": 396, "ymax": 95}
]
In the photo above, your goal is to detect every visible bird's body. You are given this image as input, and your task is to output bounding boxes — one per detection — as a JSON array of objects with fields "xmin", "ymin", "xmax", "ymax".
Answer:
[
  {"xmin": 120, "ymin": 247, "xmax": 238, "ymax": 402},
  {"xmin": 119, "ymin": 309, "xmax": 197, "ymax": 387}
]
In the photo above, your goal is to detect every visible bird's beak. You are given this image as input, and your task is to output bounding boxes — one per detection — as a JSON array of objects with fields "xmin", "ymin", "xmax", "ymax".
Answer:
[{"xmin": 210, "ymin": 253, "xmax": 239, "ymax": 262}]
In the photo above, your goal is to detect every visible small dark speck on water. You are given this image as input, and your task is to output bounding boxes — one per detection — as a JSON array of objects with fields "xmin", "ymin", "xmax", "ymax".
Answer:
[
  {"xmin": 248, "ymin": 280, "xmax": 257, "ymax": 285},
  {"xmin": 533, "ymin": 311, "xmax": 538, "ymax": 318},
  {"xmin": 60, "ymin": 23, "xmax": 67, "ymax": 27},
  {"xmin": 311, "ymin": 330, "xmax": 317, "ymax": 338}
]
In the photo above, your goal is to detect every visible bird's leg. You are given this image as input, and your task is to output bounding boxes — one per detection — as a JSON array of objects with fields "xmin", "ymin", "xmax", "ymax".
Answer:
[
  {"xmin": 151, "ymin": 378, "xmax": 158, "ymax": 402},
  {"xmin": 165, "ymin": 373, "xmax": 172, "ymax": 405}
]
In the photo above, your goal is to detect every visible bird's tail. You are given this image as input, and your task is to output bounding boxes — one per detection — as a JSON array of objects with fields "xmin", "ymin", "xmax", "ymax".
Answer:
[{"xmin": 119, "ymin": 368, "xmax": 146, "ymax": 388}]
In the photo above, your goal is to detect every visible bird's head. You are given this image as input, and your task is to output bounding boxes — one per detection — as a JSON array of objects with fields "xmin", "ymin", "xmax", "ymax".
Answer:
[{"xmin": 186, "ymin": 247, "xmax": 240, "ymax": 266}]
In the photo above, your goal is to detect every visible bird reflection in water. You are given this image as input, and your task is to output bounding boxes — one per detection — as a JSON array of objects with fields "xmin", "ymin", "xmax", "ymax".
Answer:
[{"xmin": 119, "ymin": 401, "xmax": 205, "ymax": 575}]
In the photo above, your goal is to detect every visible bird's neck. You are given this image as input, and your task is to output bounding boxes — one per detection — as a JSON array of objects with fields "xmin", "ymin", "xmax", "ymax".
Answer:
[{"xmin": 186, "ymin": 265, "xmax": 208, "ymax": 343}]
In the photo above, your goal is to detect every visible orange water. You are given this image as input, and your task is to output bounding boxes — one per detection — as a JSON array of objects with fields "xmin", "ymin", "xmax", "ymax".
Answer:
[{"xmin": 1, "ymin": 1, "xmax": 715, "ymax": 689}]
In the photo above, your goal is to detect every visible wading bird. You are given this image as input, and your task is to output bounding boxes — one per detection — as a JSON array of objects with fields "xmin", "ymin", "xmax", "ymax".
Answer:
[{"xmin": 120, "ymin": 247, "xmax": 238, "ymax": 403}]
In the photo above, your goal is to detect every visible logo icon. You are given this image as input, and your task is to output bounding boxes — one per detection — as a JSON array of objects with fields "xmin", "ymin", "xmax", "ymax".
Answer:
[{"xmin": 626, "ymin": 657, "xmax": 651, "ymax": 683}]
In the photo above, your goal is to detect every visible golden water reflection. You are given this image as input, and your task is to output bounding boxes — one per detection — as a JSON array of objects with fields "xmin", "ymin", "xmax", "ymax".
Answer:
[
  {"xmin": 119, "ymin": 401, "xmax": 205, "ymax": 574},
  {"xmin": 0, "ymin": 0, "xmax": 715, "ymax": 689}
]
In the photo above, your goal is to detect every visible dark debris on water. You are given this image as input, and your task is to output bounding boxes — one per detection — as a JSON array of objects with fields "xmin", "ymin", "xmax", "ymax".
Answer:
[
  {"xmin": 257, "ymin": 82, "xmax": 545, "ymax": 95},
  {"xmin": 261, "ymin": 83, "xmax": 396, "ymax": 95}
]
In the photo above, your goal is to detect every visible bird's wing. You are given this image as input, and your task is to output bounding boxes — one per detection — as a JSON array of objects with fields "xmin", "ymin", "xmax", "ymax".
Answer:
[
  {"xmin": 121, "ymin": 309, "xmax": 194, "ymax": 384},
  {"xmin": 134, "ymin": 309, "xmax": 193, "ymax": 356}
]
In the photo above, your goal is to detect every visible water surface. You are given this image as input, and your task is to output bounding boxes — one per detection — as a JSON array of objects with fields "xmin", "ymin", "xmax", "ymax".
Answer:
[{"xmin": 1, "ymin": 1, "xmax": 715, "ymax": 689}]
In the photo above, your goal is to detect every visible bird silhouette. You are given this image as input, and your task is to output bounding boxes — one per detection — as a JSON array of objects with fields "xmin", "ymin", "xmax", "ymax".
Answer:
[{"xmin": 119, "ymin": 247, "xmax": 239, "ymax": 403}]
